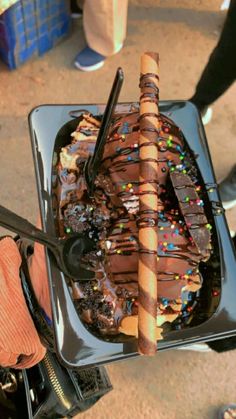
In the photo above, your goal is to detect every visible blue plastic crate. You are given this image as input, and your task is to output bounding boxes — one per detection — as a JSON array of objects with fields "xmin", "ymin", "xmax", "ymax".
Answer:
[{"xmin": 0, "ymin": 0, "xmax": 71, "ymax": 69}]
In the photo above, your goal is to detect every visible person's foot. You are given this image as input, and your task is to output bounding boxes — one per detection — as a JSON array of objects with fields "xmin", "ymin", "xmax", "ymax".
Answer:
[
  {"xmin": 220, "ymin": 0, "xmax": 230, "ymax": 11},
  {"xmin": 70, "ymin": 0, "xmax": 82, "ymax": 18},
  {"xmin": 189, "ymin": 100, "xmax": 213, "ymax": 126},
  {"xmin": 74, "ymin": 46, "xmax": 106, "ymax": 71},
  {"xmin": 201, "ymin": 107, "xmax": 213, "ymax": 125},
  {"xmin": 218, "ymin": 165, "xmax": 236, "ymax": 210},
  {"xmin": 218, "ymin": 404, "xmax": 236, "ymax": 419}
]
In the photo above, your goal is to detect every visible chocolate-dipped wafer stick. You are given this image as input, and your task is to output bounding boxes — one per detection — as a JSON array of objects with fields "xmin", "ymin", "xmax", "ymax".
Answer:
[{"xmin": 138, "ymin": 52, "xmax": 160, "ymax": 355}]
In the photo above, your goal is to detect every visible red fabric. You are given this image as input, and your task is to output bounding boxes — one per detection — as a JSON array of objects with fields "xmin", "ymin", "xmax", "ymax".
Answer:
[{"xmin": 0, "ymin": 237, "xmax": 50, "ymax": 369}]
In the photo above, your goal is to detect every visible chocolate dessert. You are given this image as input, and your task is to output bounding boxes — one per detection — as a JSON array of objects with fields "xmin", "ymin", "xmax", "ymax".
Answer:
[{"xmin": 53, "ymin": 54, "xmax": 212, "ymax": 343}]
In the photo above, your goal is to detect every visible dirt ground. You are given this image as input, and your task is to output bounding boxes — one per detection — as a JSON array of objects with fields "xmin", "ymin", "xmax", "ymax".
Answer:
[{"xmin": 0, "ymin": 1, "xmax": 236, "ymax": 418}]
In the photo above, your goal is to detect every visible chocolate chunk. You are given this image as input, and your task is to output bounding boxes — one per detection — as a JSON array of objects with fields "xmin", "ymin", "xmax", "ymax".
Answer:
[{"xmin": 170, "ymin": 171, "xmax": 211, "ymax": 256}]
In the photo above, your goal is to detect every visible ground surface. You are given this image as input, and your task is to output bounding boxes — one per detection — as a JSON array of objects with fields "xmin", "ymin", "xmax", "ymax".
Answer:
[{"xmin": 0, "ymin": 1, "xmax": 236, "ymax": 418}]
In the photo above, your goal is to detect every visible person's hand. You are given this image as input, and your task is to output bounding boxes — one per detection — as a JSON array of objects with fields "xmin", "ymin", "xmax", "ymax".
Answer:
[{"xmin": 0, "ymin": 237, "xmax": 46, "ymax": 369}]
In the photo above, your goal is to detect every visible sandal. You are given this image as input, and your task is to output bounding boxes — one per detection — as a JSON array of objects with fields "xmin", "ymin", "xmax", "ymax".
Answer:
[{"xmin": 218, "ymin": 404, "xmax": 236, "ymax": 419}]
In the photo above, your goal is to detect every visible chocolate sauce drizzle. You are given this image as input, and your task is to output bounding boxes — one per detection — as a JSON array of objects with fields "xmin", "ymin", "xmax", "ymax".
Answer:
[
  {"xmin": 139, "ymin": 73, "xmax": 160, "ymax": 102},
  {"xmin": 138, "ymin": 112, "xmax": 159, "ymax": 120},
  {"xmin": 55, "ymin": 109, "xmax": 213, "ymax": 334},
  {"xmin": 98, "ymin": 115, "xmax": 208, "ymax": 279}
]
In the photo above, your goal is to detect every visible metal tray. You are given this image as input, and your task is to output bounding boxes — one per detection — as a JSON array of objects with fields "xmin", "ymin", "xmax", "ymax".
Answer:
[{"xmin": 28, "ymin": 101, "xmax": 236, "ymax": 368}]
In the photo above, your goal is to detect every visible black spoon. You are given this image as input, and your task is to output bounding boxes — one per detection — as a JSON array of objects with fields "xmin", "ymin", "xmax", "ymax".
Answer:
[
  {"xmin": 0, "ymin": 204, "xmax": 95, "ymax": 280},
  {"xmin": 84, "ymin": 67, "xmax": 124, "ymax": 196}
]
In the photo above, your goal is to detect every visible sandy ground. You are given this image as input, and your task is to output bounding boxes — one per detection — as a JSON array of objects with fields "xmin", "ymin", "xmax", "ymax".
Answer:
[{"xmin": 0, "ymin": 1, "xmax": 236, "ymax": 418}]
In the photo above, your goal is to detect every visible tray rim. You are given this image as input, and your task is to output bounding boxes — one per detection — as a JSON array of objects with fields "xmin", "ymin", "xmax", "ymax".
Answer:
[{"xmin": 28, "ymin": 100, "xmax": 236, "ymax": 368}]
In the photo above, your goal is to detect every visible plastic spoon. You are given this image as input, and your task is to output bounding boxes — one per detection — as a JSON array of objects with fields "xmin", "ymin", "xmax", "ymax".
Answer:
[
  {"xmin": 0, "ymin": 204, "xmax": 95, "ymax": 280},
  {"xmin": 84, "ymin": 67, "xmax": 124, "ymax": 195}
]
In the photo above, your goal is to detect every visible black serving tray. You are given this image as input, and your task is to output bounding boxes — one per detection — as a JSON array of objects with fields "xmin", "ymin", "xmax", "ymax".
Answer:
[{"xmin": 29, "ymin": 101, "xmax": 236, "ymax": 369}]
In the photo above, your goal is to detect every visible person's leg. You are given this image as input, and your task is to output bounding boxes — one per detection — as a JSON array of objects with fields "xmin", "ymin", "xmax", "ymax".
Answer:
[
  {"xmin": 74, "ymin": 0, "xmax": 128, "ymax": 71},
  {"xmin": 83, "ymin": 0, "xmax": 128, "ymax": 56},
  {"xmin": 190, "ymin": 0, "xmax": 236, "ymax": 111}
]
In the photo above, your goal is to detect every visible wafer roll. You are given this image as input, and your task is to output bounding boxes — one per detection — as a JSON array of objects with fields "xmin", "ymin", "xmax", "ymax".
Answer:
[{"xmin": 138, "ymin": 52, "xmax": 160, "ymax": 355}]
